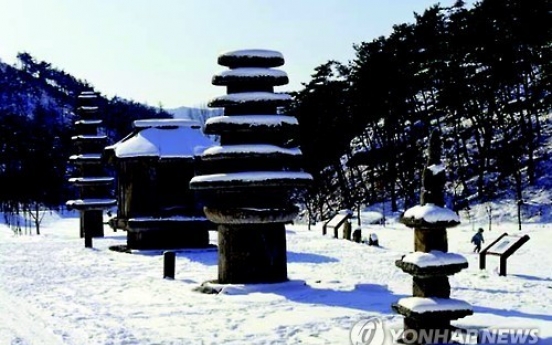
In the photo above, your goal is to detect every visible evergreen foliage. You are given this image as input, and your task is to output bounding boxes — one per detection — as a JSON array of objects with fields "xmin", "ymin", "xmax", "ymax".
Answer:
[
  {"xmin": 288, "ymin": 0, "xmax": 552, "ymax": 221},
  {"xmin": 0, "ymin": 52, "xmax": 171, "ymax": 225}
]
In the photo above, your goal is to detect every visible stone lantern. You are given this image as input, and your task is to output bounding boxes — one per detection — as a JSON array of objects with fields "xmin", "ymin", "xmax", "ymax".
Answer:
[
  {"xmin": 392, "ymin": 130, "xmax": 473, "ymax": 344},
  {"xmin": 66, "ymin": 91, "xmax": 116, "ymax": 240},
  {"xmin": 190, "ymin": 49, "xmax": 312, "ymax": 284}
]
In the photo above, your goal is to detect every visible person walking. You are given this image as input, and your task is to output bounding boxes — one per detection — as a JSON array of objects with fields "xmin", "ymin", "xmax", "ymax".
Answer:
[{"xmin": 471, "ymin": 228, "xmax": 485, "ymax": 253}]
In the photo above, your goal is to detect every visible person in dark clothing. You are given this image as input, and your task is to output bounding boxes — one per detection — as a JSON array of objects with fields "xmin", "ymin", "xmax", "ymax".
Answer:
[{"xmin": 471, "ymin": 228, "xmax": 485, "ymax": 253}]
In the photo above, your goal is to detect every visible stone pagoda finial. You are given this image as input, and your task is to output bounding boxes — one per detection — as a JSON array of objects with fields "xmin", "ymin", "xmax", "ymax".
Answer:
[
  {"xmin": 190, "ymin": 49, "xmax": 312, "ymax": 285},
  {"xmin": 394, "ymin": 129, "xmax": 472, "ymax": 344},
  {"xmin": 421, "ymin": 130, "xmax": 446, "ymax": 207}
]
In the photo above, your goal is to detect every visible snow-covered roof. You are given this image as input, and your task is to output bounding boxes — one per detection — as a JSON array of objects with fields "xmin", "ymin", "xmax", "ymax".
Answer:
[
  {"xmin": 108, "ymin": 125, "xmax": 214, "ymax": 159},
  {"xmin": 403, "ymin": 204, "xmax": 460, "ymax": 224},
  {"xmin": 205, "ymin": 115, "xmax": 298, "ymax": 127},
  {"xmin": 133, "ymin": 119, "xmax": 201, "ymax": 129},
  {"xmin": 202, "ymin": 145, "xmax": 302, "ymax": 157},
  {"xmin": 396, "ymin": 297, "xmax": 472, "ymax": 313},
  {"xmin": 401, "ymin": 250, "xmax": 467, "ymax": 268}
]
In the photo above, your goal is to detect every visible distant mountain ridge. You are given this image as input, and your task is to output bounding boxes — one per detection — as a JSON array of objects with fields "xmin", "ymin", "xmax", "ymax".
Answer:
[{"xmin": 167, "ymin": 106, "xmax": 222, "ymax": 125}]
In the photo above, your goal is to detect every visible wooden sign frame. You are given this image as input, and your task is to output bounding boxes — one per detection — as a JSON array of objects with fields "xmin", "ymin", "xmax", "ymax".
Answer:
[
  {"xmin": 479, "ymin": 232, "xmax": 530, "ymax": 276},
  {"xmin": 322, "ymin": 211, "xmax": 352, "ymax": 238}
]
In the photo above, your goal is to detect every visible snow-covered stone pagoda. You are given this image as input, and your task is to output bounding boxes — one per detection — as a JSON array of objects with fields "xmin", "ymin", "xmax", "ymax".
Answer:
[
  {"xmin": 190, "ymin": 49, "xmax": 312, "ymax": 284},
  {"xmin": 104, "ymin": 119, "xmax": 215, "ymax": 250},
  {"xmin": 66, "ymin": 91, "xmax": 116, "ymax": 239},
  {"xmin": 393, "ymin": 130, "xmax": 473, "ymax": 344}
]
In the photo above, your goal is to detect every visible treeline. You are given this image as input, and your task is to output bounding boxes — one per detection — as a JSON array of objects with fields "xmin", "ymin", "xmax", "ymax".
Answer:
[
  {"xmin": 288, "ymin": 0, "xmax": 552, "ymax": 220},
  {"xmin": 0, "ymin": 52, "xmax": 171, "ymax": 228}
]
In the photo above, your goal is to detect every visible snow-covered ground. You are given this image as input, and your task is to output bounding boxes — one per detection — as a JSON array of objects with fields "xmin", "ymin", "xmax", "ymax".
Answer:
[{"xmin": 0, "ymin": 207, "xmax": 551, "ymax": 345}]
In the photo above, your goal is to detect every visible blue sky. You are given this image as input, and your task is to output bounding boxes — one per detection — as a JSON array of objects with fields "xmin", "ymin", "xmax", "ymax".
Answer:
[{"xmin": 0, "ymin": 0, "xmax": 474, "ymax": 108}]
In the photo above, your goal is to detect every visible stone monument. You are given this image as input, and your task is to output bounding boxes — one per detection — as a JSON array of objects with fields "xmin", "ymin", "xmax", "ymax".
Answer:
[
  {"xmin": 392, "ymin": 130, "xmax": 473, "ymax": 344},
  {"xmin": 104, "ymin": 119, "xmax": 215, "ymax": 250},
  {"xmin": 190, "ymin": 49, "xmax": 312, "ymax": 284},
  {"xmin": 66, "ymin": 91, "xmax": 116, "ymax": 240}
]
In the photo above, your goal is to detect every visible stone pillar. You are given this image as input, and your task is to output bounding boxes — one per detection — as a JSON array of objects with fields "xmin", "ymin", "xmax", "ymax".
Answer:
[
  {"xmin": 392, "ymin": 130, "xmax": 472, "ymax": 344},
  {"xmin": 190, "ymin": 49, "xmax": 312, "ymax": 284}
]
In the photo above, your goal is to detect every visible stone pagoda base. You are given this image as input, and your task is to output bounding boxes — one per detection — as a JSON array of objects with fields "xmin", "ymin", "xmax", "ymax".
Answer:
[
  {"xmin": 217, "ymin": 223, "xmax": 287, "ymax": 284},
  {"xmin": 126, "ymin": 217, "xmax": 212, "ymax": 250}
]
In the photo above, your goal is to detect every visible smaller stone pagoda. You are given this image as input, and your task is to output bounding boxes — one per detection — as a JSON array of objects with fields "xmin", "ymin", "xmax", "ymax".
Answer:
[
  {"xmin": 104, "ymin": 119, "xmax": 215, "ymax": 250},
  {"xmin": 392, "ymin": 130, "xmax": 472, "ymax": 344},
  {"xmin": 66, "ymin": 91, "xmax": 116, "ymax": 238}
]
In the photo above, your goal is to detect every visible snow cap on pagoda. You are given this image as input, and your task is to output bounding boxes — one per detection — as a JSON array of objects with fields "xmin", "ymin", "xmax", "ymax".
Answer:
[
  {"xmin": 393, "ymin": 297, "xmax": 473, "ymax": 319},
  {"xmin": 401, "ymin": 250, "xmax": 466, "ymax": 268},
  {"xmin": 208, "ymin": 92, "xmax": 291, "ymax": 108},
  {"xmin": 202, "ymin": 144, "xmax": 302, "ymax": 157},
  {"xmin": 402, "ymin": 204, "xmax": 460, "ymax": 226},
  {"xmin": 206, "ymin": 115, "xmax": 297, "ymax": 127},
  {"xmin": 218, "ymin": 49, "xmax": 284, "ymax": 68},
  {"xmin": 396, "ymin": 250, "xmax": 468, "ymax": 277}
]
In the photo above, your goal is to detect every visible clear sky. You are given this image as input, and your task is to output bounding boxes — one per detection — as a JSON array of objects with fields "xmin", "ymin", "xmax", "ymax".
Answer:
[{"xmin": 0, "ymin": 0, "xmax": 473, "ymax": 109}]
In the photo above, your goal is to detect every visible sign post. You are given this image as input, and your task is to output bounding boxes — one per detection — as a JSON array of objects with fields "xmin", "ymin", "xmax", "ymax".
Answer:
[
  {"xmin": 479, "ymin": 232, "xmax": 530, "ymax": 276},
  {"xmin": 322, "ymin": 211, "xmax": 353, "ymax": 238}
]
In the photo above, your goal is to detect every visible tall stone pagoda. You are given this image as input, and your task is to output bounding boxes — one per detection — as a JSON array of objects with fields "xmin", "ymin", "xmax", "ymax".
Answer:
[
  {"xmin": 393, "ymin": 130, "xmax": 472, "ymax": 344},
  {"xmin": 66, "ymin": 91, "xmax": 116, "ymax": 239},
  {"xmin": 190, "ymin": 49, "xmax": 312, "ymax": 284},
  {"xmin": 104, "ymin": 119, "xmax": 215, "ymax": 250}
]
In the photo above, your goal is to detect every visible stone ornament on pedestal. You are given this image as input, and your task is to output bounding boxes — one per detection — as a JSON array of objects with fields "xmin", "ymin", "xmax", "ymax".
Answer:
[
  {"xmin": 392, "ymin": 130, "xmax": 472, "ymax": 344},
  {"xmin": 190, "ymin": 49, "xmax": 312, "ymax": 284},
  {"xmin": 66, "ymin": 91, "xmax": 116, "ymax": 240}
]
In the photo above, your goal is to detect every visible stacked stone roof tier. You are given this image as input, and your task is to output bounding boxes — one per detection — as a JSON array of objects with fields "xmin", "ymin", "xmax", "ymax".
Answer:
[
  {"xmin": 197, "ymin": 55, "xmax": 306, "ymax": 225},
  {"xmin": 67, "ymin": 91, "xmax": 116, "ymax": 213},
  {"xmin": 395, "ymin": 250, "xmax": 469, "ymax": 277},
  {"xmin": 392, "ymin": 297, "xmax": 473, "ymax": 321},
  {"xmin": 392, "ymin": 130, "xmax": 472, "ymax": 342},
  {"xmin": 68, "ymin": 177, "xmax": 115, "ymax": 187},
  {"xmin": 217, "ymin": 49, "xmax": 284, "ymax": 68},
  {"xmin": 66, "ymin": 198, "xmax": 117, "ymax": 211},
  {"xmin": 190, "ymin": 49, "xmax": 312, "ymax": 284}
]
